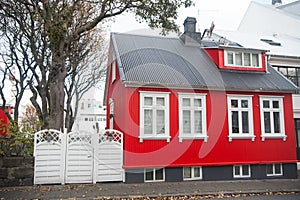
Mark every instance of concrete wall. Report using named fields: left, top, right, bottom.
left=0, top=157, right=34, bottom=187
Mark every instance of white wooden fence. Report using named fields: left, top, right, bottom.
left=34, top=129, right=123, bottom=185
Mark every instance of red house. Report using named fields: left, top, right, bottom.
left=104, top=17, right=298, bottom=183
left=0, top=106, right=12, bottom=137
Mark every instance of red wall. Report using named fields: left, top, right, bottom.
left=107, top=75, right=297, bottom=168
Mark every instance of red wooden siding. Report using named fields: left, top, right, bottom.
left=106, top=70, right=297, bottom=169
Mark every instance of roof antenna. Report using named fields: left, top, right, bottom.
left=197, top=9, right=201, bottom=32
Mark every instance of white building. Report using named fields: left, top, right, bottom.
left=73, top=87, right=106, bottom=134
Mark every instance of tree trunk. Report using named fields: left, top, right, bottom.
left=48, top=56, right=67, bottom=131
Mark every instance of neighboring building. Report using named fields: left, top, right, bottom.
left=103, top=17, right=298, bottom=183
left=73, top=98, right=106, bottom=134
left=0, top=106, right=13, bottom=137
left=214, top=0, right=300, bottom=160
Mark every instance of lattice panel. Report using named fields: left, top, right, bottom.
left=99, top=130, right=122, bottom=143
left=35, top=129, right=62, bottom=144
left=68, top=132, right=92, bottom=144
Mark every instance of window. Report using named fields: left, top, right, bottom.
left=233, top=165, right=251, bottom=178
left=225, top=50, right=262, bottom=68
left=266, top=164, right=283, bottom=176
left=145, top=168, right=164, bottom=182
left=178, top=93, right=207, bottom=142
left=260, top=96, right=286, bottom=141
left=274, top=66, right=300, bottom=87
left=227, top=95, right=254, bottom=141
left=112, top=60, right=116, bottom=83
left=183, top=167, right=202, bottom=180
left=140, top=91, right=170, bottom=142
left=81, top=103, right=84, bottom=110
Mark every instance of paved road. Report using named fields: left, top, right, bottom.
left=223, top=193, right=300, bottom=200
left=0, top=178, right=299, bottom=199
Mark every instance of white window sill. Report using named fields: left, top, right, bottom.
left=228, top=134, right=255, bottom=142
left=261, top=134, right=287, bottom=141
left=139, top=136, right=171, bottom=143
left=183, top=177, right=202, bottom=181
left=179, top=135, right=208, bottom=142
left=233, top=175, right=251, bottom=178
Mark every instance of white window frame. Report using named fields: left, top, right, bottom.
left=227, top=95, right=255, bottom=142
left=259, top=96, right=286, bottom=141
left=144, top=168, right=165, bottom=182
left=224, top=50, right=262, bottom=68
left=178, top=93, right=208, bottom=142
left=139, top=91, right=170, bottom=142
left=183, top=166, right=202, bottom=180
left=111, top=60, right=116, bottom=83
left=266, top=163, right=283, bottom=176
left=233, top=165, right=251, bottom=178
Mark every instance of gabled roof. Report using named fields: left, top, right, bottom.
left=109, top=32, right=297, bottom=93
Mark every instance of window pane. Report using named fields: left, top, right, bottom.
left=155, top=168, right=164, bottom=180
left=266, top=164, right=273, bottom=174
left=244, top=53, right=251, bottom=66
left=241, top=100, right=248, bottom=108
left=194, top=110, right=202, bottom=133
left=252, top=54, right=259, bottom=67
left=264, top=112, right=271, bottom=133
left=194, top=167, right=201, bottom=177
left=242, top=111, right=249, bottom=133
left=272, top=101, right=279, bottom=109
left=144, top=97, right=153, bottom=106
left=156, top=110, right=165, bottom=134
left=273, top=112, right=280, bottom=133
left=227, top=52, right=234, bottom=64
left=156, top=97, right=165, bottom=106
left=232, top=111, right=239, bottom=133
left=234, top=166, right=240, bottom=176
left=183, top=110, right=191, bottom=134
left=287, top=68, right=296, bottom=76
left=278, top=67, right=287, bottom=75
left=235, top=52, right=242, bottom=65
left=145, top=169, right=153, bottom=181
left=194, top=99, right=202, bottom=107
left=183, top=98, right=190, bottom=107
left=144, top=110, right=153, bottom=134
left=184, top=167, right=192, bottom=179
left=263, top=100, right=270, bottom=108
left=242, top=165, right=249, bottom=176
left=274, top=164, right=281, bottom=174
left=231, top=100, right=238, bottom=108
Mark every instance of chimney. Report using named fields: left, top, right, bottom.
left=272, top=0, right=282, bottom=6
left=180, top=17, right=202, bottom=46
left=184, top=17, right=197, bottom=33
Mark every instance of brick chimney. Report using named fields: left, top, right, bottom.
left=272, top=0, right=282, bottom=6
left=180, top=17, right=202, bottom=46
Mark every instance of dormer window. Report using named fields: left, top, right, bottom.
left=225, top=50, right=262, bottom=68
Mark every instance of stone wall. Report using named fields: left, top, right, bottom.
left=0, top=157, right=34, bottom=187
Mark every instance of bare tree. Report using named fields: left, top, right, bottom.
left=0, top=0, right=192, bottom=131
left=0, top=17, right=33, bottom=123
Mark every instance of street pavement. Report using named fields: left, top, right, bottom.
left=0, top=178, right=300, bottom=200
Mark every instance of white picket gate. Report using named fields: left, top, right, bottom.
left=34, top=129, right=124, bottom=185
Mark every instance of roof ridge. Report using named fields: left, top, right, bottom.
left=111, top=32, right=179, bottom=40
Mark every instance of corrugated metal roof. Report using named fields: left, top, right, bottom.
left=111, top=32, right=297, bottom=92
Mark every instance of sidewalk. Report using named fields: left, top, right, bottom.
left=1, top=178, right=300, bottom=199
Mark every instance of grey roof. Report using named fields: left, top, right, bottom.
left=111, top=32, right=297, bottom=92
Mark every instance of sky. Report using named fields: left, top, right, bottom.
left=110, top=0, right=297, bottom=34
